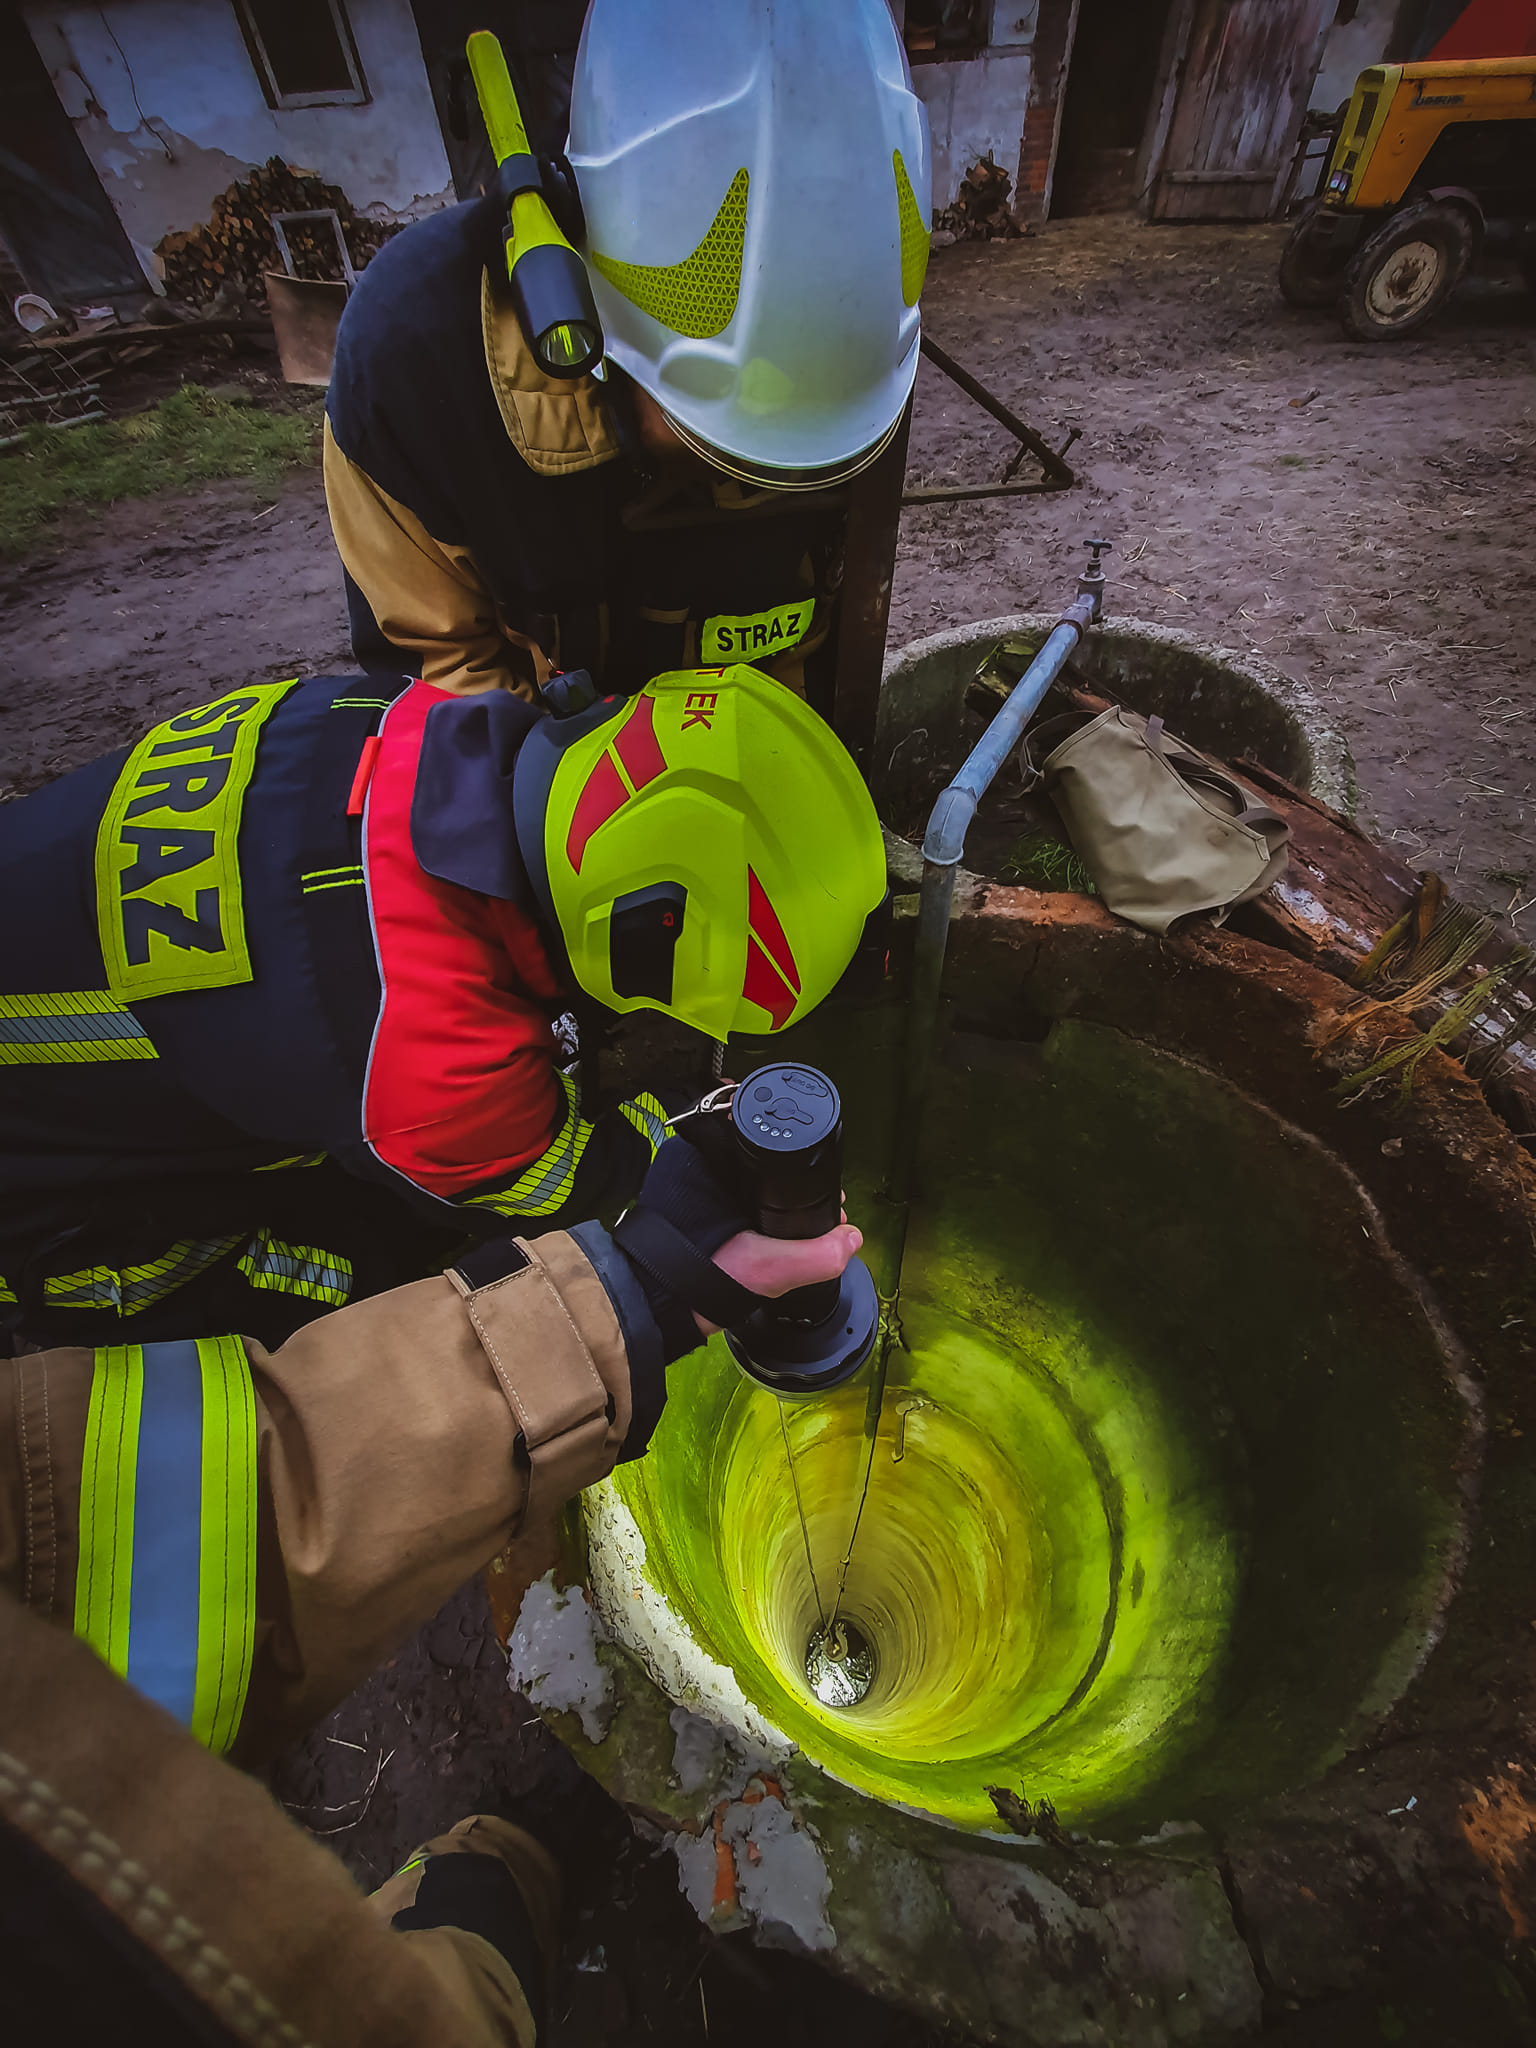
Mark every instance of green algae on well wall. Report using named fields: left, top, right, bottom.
left=598, top=1014, right=1470, bottom=1834
left=611, top=1283, right=1235, bottom=1827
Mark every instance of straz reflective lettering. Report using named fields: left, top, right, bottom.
left=95, top=681, right=297, bottom=1000
left=683, top=690, right=720, bottom=731
left=701, top=600, right=812, bottom=664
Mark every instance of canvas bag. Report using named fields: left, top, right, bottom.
left=1017, top=707, right=1290, bottom=936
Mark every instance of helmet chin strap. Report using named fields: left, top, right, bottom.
left=658, top=403, right=902, bottom=495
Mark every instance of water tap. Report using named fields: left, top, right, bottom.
left=1078, top=538, right=1112, bottom=621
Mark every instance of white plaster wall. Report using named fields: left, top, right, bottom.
left=990, top=0, right=1040, bottom=45
left=911, top=47, right=1034, bottom=209
left=1311, top=0, right=1401, bottom=109
left=21, top=0, right=453, bottom=284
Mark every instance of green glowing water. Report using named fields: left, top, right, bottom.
left=602, top=1018, right=1469, bottom=1832
left=614, top=1293, right=1234, bottom=1827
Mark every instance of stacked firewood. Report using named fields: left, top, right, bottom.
left=935, top=156, right=1024, bottom=241
left=155, top=159, right=400, bottom=308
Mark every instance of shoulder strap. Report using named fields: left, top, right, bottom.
left=1143, top=717, right=1288, bottom=832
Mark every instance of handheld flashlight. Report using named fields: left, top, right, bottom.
left=722, top=1064, right=880, bottom=1398
left=466, top=31, right=603, bottom=380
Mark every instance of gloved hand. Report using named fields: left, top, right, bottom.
left=615, top=1130, right=861, bottom=1362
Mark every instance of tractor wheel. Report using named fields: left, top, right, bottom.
left=1339, top=199, right=1476, bottom=341
left=1278, top=205, right=1351, bottom=309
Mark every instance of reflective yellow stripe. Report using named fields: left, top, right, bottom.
left=464, top=1068, right=595, bottom=1220
left=237, top=1229, right=352, bottom=1305
left=0, top=989, right=157, bottom=1065
left=74, top=1344, right=143, bottom=1680
left=94, top=681, right=296, bottom=1002
left=894, top=149, right=929, bottom=308
left=252, top=1151, right=326, bottom=1173
left=46, top=1234, right=243, bottom=1316
left=0, top=1276, right=16, bottom=1305
left=590, top=166, right=749, bottom=339
left=190, top=1335, right=257, bottom=1755
left=73, top=1338, right=256, bottom=1756
left=301, top=864, right=365, bottom=895
left=619, top=1091, right=673, bottom=1163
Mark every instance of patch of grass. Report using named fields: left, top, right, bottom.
left=0, top=382, right=323, bottom=557
left=1001, top=828, right=1098, bottom=896
left=1278, top=453, right=1309, bottom=469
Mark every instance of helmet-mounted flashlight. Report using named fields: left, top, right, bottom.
left=467, top=32, right=604, bottom=381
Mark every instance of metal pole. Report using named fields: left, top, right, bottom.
left=890, top=587, right=1100, bottom=1208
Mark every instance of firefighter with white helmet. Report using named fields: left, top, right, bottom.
left=323, top=0, right=931, bottom=704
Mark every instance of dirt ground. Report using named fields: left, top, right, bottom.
left=6, top=217, right=1536, bottom=917
left=897, top=217, right=1536, bottom=918
left=7, top=214, right=1536, bottom=2040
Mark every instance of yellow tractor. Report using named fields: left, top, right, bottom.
left=1280, top=55, right=1536, bottom=339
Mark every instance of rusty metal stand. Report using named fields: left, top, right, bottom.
left=830, top=397, right=912, bottom=772
left=904, top=334, right=1079, bottom=504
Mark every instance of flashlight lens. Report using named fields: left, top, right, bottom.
left=537, top=320, right=600, bottom=374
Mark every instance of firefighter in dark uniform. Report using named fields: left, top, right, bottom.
left=322, top=0, right=932, bottom=711
left=0, top=1119, right=863, bottom=2041
left=0, top=661, right=885, bottom=1355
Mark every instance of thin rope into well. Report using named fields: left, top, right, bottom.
left=779, top=1403, right=826, bottom=1630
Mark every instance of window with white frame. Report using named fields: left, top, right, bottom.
left=233, top=0, right=369, bottom=110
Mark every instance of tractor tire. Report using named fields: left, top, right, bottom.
left=1278, top=205, right=1352, bottom=309
left=1339, top=199, right=1476, bottom=341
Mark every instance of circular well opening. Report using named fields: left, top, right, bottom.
left=599, top=1019, right=1472, bottom=1833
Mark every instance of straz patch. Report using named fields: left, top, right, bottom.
left=700, top=599, right=813, bottom=665
left=94, top=681, right=296, bottom=1000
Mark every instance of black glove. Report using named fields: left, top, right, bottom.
left=613, top=1115, right=771, bottom=1363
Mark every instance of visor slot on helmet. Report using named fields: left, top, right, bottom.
left=610, top=882, right=688, bottom=1002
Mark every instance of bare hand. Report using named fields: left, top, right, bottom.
left=695, top=1221, right=863, bottom=1337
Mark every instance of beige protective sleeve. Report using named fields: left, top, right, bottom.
left=322, top=415, right=543, bottom=699
left=0, top=1594, right=531, bottom=2048
left=0, top=1232, right=634, bottom=1764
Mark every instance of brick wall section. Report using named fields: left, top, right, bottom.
left=1015, top=0, right=1082, bottom=220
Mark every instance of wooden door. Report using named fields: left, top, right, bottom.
left=1147, top=0, right=1336, bottom=220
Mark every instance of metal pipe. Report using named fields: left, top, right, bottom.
left=890, top=580, right=1103, bottom=1208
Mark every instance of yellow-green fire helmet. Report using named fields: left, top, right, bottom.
left=512, top=667, right=887, bottom=1039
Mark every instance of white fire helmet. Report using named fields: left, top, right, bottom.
left=567, top=0, right=931, bottom=491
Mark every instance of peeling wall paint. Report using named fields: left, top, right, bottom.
left=1311, top=0, right=1403, bottom=109
left=20, top=0, right=453, bottom=284
left=911, top=44, right=1036, bottom=210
